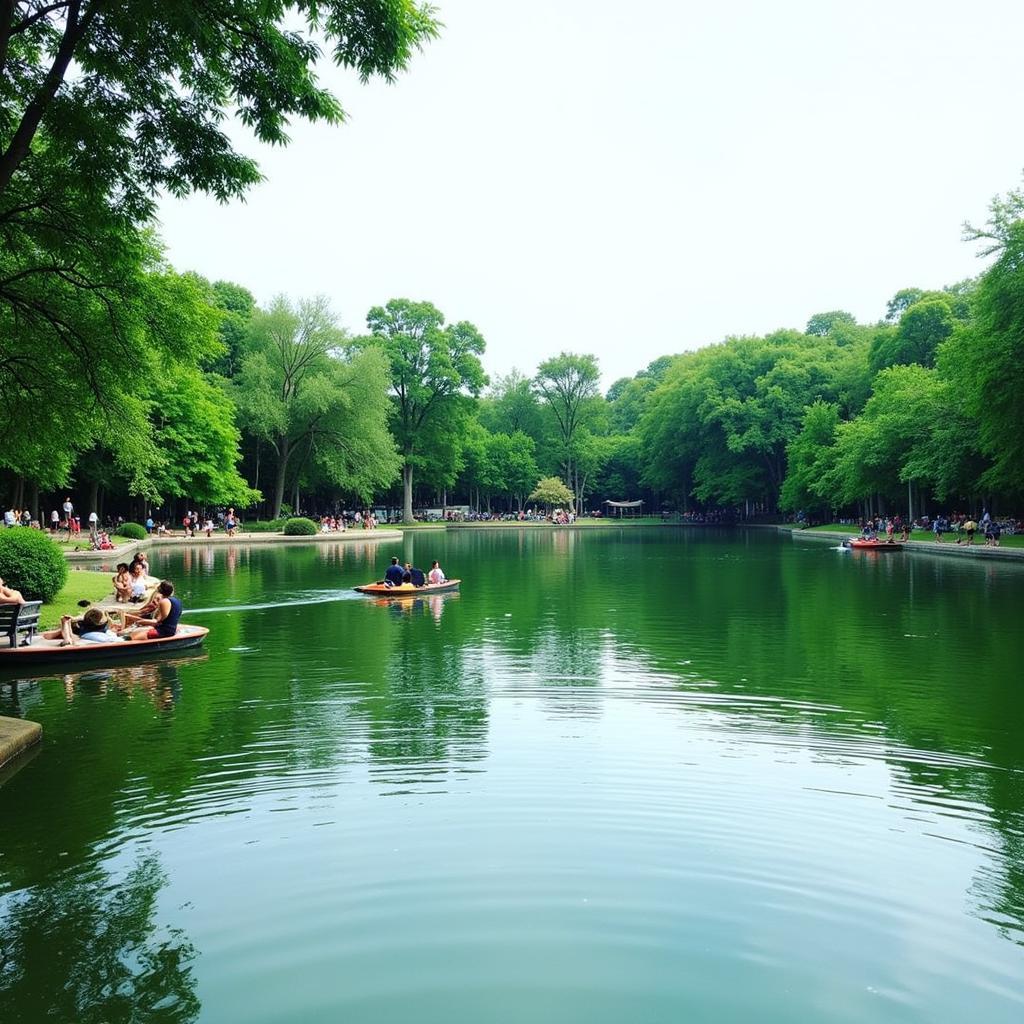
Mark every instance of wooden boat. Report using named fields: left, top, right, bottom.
left=354, top=579, right=461, bottom=596
left=0, top=624, right=209, bottom=667
left=845, top=538, right=904, bottom=551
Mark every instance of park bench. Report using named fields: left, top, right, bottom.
left=0, top=600, right=42, bottom=648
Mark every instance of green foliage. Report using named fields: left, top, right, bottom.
left=529, top=477, right=574, bottom=508
left=244, top=519, right=287, bottom=533
left=362, top=298, right=487, bottom=521
left=869, top=298, right=954, bottom=374
left=238, top=296, right=400, bottom=518
left=283, top=517, right=318, bottom=536
left=0, top=528, right=69, bottom=602
left=115, top=523, right=147, bottom=540
left=534, top=352, right=602, bottom=509
left=940, top=218, right=1024, bottom=497
left=806, top=311, right=857, bottom=336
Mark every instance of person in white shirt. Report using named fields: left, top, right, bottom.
left=88, top=510, right=99, bottom=542
left=50, top=509, right=59, bottom=533
left=427, top=560, right=446, bottom=585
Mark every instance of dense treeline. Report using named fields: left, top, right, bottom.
left=5, top=182, right=1024, bottom=523
left=2, top=5, right=1022, bottom=523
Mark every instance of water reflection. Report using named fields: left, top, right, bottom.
left=0, top=854, right=200, bottom=1023
left=2, top=656, right=206, bottom=714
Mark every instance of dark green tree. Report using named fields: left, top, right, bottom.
left=363, top=299, right=487, bottom=522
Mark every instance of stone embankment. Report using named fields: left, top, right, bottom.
left=0, top=716, right=41, bottom=770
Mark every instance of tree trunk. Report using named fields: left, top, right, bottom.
left=272, top=437, right=291, bottom=519
left=402, top=462, right=414, bottom=523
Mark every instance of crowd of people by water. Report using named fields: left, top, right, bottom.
left=829, top=510, right=1018, bottom=546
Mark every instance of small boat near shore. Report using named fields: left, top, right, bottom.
left=354, top=579, right=461, bottom=596
left=0, top=624, right=209, bottom=667
left=844, top=538, right=905, bottom=551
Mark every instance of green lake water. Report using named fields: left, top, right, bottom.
left=1, top=527, right=1023, bottom=1023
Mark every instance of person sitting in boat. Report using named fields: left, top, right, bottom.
left=113, top=563, right=133, bottom=602
left=121, top=580, right=182, bottom=640
left=43, top=608, right=126, bottom=645
left=384, top=557, right=405, bottom=587
left=404, top=562, right=426, bottom=587
left=0, top=577, right=25, bottom=605
left=428, top=560, right=446, bottom=585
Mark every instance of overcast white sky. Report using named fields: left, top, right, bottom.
left=158, top=0, right=1024, bottom=389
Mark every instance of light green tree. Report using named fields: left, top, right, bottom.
left=238, top=296, right=399, bottom=517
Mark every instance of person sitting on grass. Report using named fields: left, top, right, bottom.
left=0, top=577, right=25, bottom=604
left=113, top=563, right=133, bottom=603
left=120, top=580, right=182, bottom=640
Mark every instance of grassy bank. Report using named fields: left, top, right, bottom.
left=40, top=570, right=113, bottom=628
left=792, top=523, right=1024, bottom=549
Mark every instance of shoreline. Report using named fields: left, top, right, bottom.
left=62, top=529, right=404, bottom=562
left=781, top=525, right=1024, bottom=562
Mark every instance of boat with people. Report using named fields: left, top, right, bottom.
left=844, top=538, right=905, bottom=551
left=354, top=579, right=461, bottom=596
left=0, top=623, right=209, bottom=667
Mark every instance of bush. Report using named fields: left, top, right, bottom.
left=0, top=528, right=69, bottom=602
left=244, top=519, right=286, bottom=533
left=115, top=522, right=148, bottom=540
left=283, top=517, right=318, bottom=536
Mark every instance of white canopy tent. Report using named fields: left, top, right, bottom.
left=602, top=499, right=644, bottom=518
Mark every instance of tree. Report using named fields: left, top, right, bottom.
left=529, top=476, right=574, bottom=508
left=238, top=296, right=399, bottom=518
left=869, top=298, right=954, bottom=374
left=0, top=2, right=439, bottom=208
left=941, top=217, right=1024, bottom=497
left=144, top=365, right=259, bottom=508
left=363, top=299, right=487, bottom=522
left=534, top=352, right=601, bottom=510
left=805, top=310, right=857, bottom=336
left=0, top=2, right=438, bottom=465
left=779, top=401, right=840, bottom=514
left=480, top=369, right=544, bottom=439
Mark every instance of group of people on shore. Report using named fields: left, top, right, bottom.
left=844, top=510, right=1015, bottom=547
left=382, top=557, right=446, bottom=588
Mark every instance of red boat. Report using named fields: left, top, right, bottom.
left=845, top=538, right=904, bottom=551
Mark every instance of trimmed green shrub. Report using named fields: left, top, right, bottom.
left=283, top=517, right=318, bottom=536
left=0, top=528, right=69, bottom=602
left=115, top=522, right=148, bottom=540
left=244, top=519, right=286, bottom=533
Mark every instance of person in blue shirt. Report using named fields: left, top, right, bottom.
left=384, top=557, right=405, bottom=587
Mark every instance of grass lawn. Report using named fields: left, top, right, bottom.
left=793, top=523, right=1024, bottom=548
left=40, top=570, right=113, bottom=629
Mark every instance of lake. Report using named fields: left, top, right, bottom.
left=1, top=527, right=1022, bottom=1023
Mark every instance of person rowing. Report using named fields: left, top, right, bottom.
left=383, top=556, right=406, bottom=587
left=120, top=580, right=182, bottom=639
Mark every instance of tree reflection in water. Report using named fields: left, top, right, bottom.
left=0, top=855, right=199, bottom=1023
